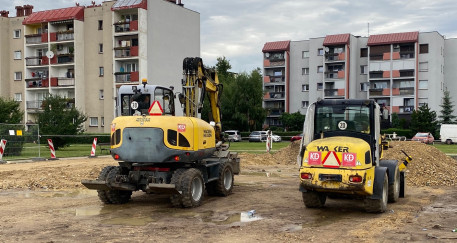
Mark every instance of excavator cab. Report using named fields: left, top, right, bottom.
left=117, top=84, right=175, bottom=116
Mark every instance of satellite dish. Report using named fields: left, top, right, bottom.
left=46, top=51, right=54, bottom=59
left=324, top=47, right=330, bottom=52
left=265, top=52, right=270, bottom=58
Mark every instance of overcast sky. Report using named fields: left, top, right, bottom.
left=3, top=0, right=457, bottom=72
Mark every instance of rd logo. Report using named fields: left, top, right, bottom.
left=342, top=152, right=357, bottom=167
left=308, top=152, right=322, bottom=165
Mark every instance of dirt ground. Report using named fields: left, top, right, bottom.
left=1, top=143, right=457, bottom=242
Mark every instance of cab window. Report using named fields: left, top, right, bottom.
left=154, top=87, right=175, bottom=115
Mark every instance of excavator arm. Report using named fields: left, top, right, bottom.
left=179, top=57, right=223, bottom=143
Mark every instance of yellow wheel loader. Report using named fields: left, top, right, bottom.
left=298, top=99, right=411, bottom=213
left=82, top=57, right=240, bottom=208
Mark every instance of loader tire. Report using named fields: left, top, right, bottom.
left=170, top=169, right=187, bottom=207
left=98, top=166, right=132, bottom=204
left=364, top=172, right=388, bottom=213
left=302, top=191, right=326, bottom=208
left=399, top=172, right=406, bottom=198
left=179, top=168, right=205, bottom=208
left=388, top=166, right=400, bottom=203
left=207, top=163, right=234, bottom=196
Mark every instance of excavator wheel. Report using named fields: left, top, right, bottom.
left=180, top=168, right=205, bottom=208
left=97, top=166, right=132, bottom=204
left=364, top=172, right=388, bottom=213
left=207, top=163, right=234, bottom=196
left=302, top=191, right=326, bottom=208
left=170, top=169, right=187, bottom=207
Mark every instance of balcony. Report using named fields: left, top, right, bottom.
left=114, top=46, right=139, bottom=58
left=268, top=75, right=285, bottom=83
left=25, top=33, right=48, bottom=44
left=264, top=59, right=285, bottom=67
left=115, top=71, right=139, bottom=83
left=369, top=88, right=385, bottom=96
left=114, top=20, right=138, bottom=33
left=325, top=71, right=345, bottom=79
left=325, top=52, right=345, bottom=62
left=324, top=89, right=345, bottom=97
left=399, top=70, right=414, bottom=77
left=26, top=78, right=48, bottom=88
left=25, top=56, right=45, bottom=66
left=264, top=92, right=285, bottom=100
left=399, top=87, right=414, bottom=95
left=26, top=100, right=44, bottom=110
left=50, top=77, right=75, bottom=87
left=50, top=31, right=74, bottom=42
left=399, top=106, right=414, bottom=113
left=369, top=71, right=383, bottom=79
left=55, top=54, right=74, bottom=65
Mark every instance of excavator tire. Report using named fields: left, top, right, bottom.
left=364, top=172, right=388, bottom=213
left=302, top=191, right=326, bottom=208
left=207, top=163, right=234, bottom=196
left=170, top=169, right=187, bottom=207
left=99, top=166, right=132, bottom=204
left=388, top=166, right=400, bottom=203
left=179, top=168, right=205, bottom=208
left=97, top=166, right=116, bottom=204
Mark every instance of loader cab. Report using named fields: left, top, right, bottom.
left=117, top=84, right=175, bottom=117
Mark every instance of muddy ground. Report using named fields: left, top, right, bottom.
left=1, top=154, right=457, bottom=242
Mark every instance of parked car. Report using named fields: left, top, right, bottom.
left=249, top=131, right=267, bottom=142
left=412, top=132, right=434, bottom=144
left=225, top=130, right=241, bottom=142
left=290, top=134, right=303, bottom=142
left=271, top=134, right=282, bottom=142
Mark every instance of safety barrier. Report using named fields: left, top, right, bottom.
left=89, top=138, right=97, bottom=158
left=47, top=139, right=58, bottom=160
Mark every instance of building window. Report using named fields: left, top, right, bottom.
left=99, top=89, right=104, bottom=99
left=98, top=20, right=103, bottom=30
left=419, top=62, right=428, bottom=72
left=317, top=48, right=324, bottom=56
left=14, top=51, right=21, bottom=60
left=360, top=48, right=368, bottom=57
left=99, top=43, right=103, bottom=53
left=361, top=65, right=368, bottom=74
left=317, top=83, right=323, bottom=90
left=13, top=29, right=21, bottom=39
left=317, top=66, right=323, bottom=73
left=14, top=93, right=22, bottom=101
left=420, top=44, right=429, bottom=54
left=302, top=68, right=309, bottom=75
left=99, top=67, right=104, bottom=77
left=302, top=101, right=309, bottom=108
left=360, top=82, right=369, bottom=91
left=302, top=84, right=309, bottom=91
left=90, top=117, right=99, bottom=127
left=302, top=51, right=309, bottom=58
left=419, top=80, right=428, bottom=89
left=14, top=72, right=22, bottom=81
left=101, top=117, right=105, bottom=127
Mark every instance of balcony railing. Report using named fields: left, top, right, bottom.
left=265, top=92, right=285, bottom=99
left=25, top=33, right=48, bottom=44
left=369, top=88, right=385, bottom=96
left=400, top=106, right=414, bottom=113
left=114, top=46, right=139, bottom=58
left=50, top=31, right=74, bottom=42
left=324, top=89, right=344, bottom=97
left=114, top=20, right=138, bottom=33
left=51, top=77, right=75, bottom=87
left=56, top=54, right=74, bottom=64
left=115, top=71, right=139, bottom=83
left=26, top=100, right=44, bottom=109
left=26, top=79, right=48, bottom=88
left=369, top=72, right=383, bottom=79
left=325, top=71, right=344, bottom=79
left=399, top=87, right=414, bottom=95
left=25, top=57, right=43, bottom=66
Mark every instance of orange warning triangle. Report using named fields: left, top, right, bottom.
left=148, top=101, right=163, bottom=116
left=322, top=151, right=341, bottom=168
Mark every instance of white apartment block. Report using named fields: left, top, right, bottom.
left=262, top=31, right=456, bottom=127
left=0, top=0, right=199, bottom=133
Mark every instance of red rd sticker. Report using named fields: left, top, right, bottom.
left=342, top=152, right=357, bottom=167
left=308, top=152, right=322, bottom=165
left=178, top=124, right=186, bottom=132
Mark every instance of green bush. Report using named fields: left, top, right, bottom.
left=381, top=128, right=414, bottom=138
left=40, top=134, right=110, bottom=145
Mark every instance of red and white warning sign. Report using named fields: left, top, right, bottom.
left=148, top=101, right=163, bottom=116
left=342, top=152, right=357, bottom=167
left=308, top=152, right=322, bottom=165
left=178, top=124, right=186, bottom=132
left=322, top=151, right=341, bottom=168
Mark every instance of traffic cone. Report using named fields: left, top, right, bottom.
left=0, top=139, right=7, bottom=164
left=89, top=138, right=97, bottom=158
left=47, top=139, right=58, bottom=160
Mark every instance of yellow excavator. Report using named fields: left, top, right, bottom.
left=82, top=57, right=240, bottom=208
left=298, top=99, right=412, bottom=213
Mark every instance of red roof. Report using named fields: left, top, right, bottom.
left=323, top=34, right=350, bottom=46
left=262, top=41, right=290, bottom=52
left=23, top=6, right=85, bottom=25
left=112, top=0, right=147, bottom=10
left=367, top=31, right=419, bottom=46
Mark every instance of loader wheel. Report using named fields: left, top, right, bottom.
left=170, top=169, right=187, bottom=207
left=388, top=166, right=400, bottom=203
left=302, top=191, right=326, bottom=208
left=207, top=164, right=234, bottom=196
left=364, top=172, right=388, bottom=213
left=173, top=168, right=205, bottom=208
left=98, top=166, right=132, bottom=204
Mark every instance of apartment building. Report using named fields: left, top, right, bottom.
left=262, top=31, right=453, bottom=127
left=0, top=0, right=199, bottom=133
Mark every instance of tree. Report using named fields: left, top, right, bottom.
left=391, top=113, right=400, bottom=128
left=410, top=104, right=438, bottom=137
left=215, top=56, right=232, bottom=80
left=0, top=97, right=23, bottom=124
left=439, top=90, right=456, bottom=124
left=279, top=112, right=305, bottom=131
left=38, top=95, right=87, bottom=150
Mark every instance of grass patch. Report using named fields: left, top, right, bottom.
left=228, top=141, right=290, bottom=153
left=432, top=143, right=457, bottom=154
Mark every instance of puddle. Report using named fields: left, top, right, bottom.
left=75, top=206, right=103, bottom=216
left=202, top=211, right=263, bottom=225
left=281, top=224, right=302, bottom=232
left=101, top=216, right=156, bottom=226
